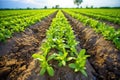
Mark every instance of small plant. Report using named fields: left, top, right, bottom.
left=69, top=49, right=90, bottom=77
left=54, top=50, right=68, bottom=67
left=32, top=53, right=56, bottom=76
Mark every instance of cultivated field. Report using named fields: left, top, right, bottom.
left=0, top=9, right=120, bottom=80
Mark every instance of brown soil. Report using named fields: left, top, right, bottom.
left=63, top=11, right=120, bottom=80
left=0, top=11, right=57, bottom=80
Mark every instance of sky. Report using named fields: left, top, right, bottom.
left=0, top=0, right=120, bottom=8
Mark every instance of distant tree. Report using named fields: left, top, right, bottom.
left=99, top=7, right=111, bottom=9
left=44, top=6, right=47, bottom=9
left=52, top=6, right=55, bottom=9
left=74, top=0, right=83, bottom=8
left=91, top=5, right=93, bottom=8
left=86, top=6, right=89, bottom=8
left=55, top=5, right=59, bottom=9
left=27, top=7, right=31, bottom=10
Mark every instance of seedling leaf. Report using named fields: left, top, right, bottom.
left=80, top=69, right=87, bottom=77
left=40, top=68, right=46, bottom=76
left=69, top=63, right=76, bottom=69
left=47, top=66, right=54, bottom=76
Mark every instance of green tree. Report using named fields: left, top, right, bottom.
left=74, top=0, right=83, bottom=8
left=27, top=7, right=31, bottom=10
left=44, top=6, right=47, bottom=9
left=55, top=5, right=59, bottom=9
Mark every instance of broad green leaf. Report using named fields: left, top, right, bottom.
left=47, top=54, right=57, bottom=61
left=67, top=57, right=75, bottom=61
left=75, top=68, right=79, bottom=72
left=80, top=60, right=86, bottom=67
left=63, top=51, right=68, bottom=58
left=79, top=49, right=86, bottom=57
left=47, top=66, right=54, bottom=76
left=32, top=54, right=44, bottom=61
left=80, top=69, right=88, bottom=77
left=40, top=68, right=46, bottom=76
left=58, top=62, right=62, bottom=67
left=62, top=60, right=66, bottom=66
left=69, top=63, right=76, bottom=69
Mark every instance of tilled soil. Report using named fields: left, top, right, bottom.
left=0, top=11, right=57, bottom=80
left=63, top=11, right=120, bottom=80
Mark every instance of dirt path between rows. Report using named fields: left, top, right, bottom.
left=0, top=11, right=57, bottom=80
left=63, top=11, right=120, bottom=80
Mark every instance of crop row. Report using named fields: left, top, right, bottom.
left=77, top=11, right=120, bottom=25
left=64, top=10, right=120, bottom=49
left=0, top=10, right=28, bottom=18
left=0, top=12, right=35, bottom=21
left=0, top=10, right=49, bottom=18
left=0, top=10, right=56, bottom=42
left=32, top=10, right=89, bottom=77
left=71, top=10, right=120, bottom=25
left=71, top=9, right=120, bottom=18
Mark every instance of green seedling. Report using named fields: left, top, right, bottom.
left=54, top=49, right=68, bottom=67
left=69, top=49, right=90, bottom=77
left=32, top=53, right=56, bottom=76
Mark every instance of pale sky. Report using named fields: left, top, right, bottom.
left=0, top=0, right=120, bottom=8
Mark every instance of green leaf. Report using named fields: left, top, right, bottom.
left=65, top=45, right=70, bottom=48
left=64, top=51, right=68, bottom=56
left=69, top=63, right=76, bottom=69
left=62, top=60, right=66, bottom=66
left=58, top=62, right=63, bottom=67
left=80, top=69, right=87, bottom=77
left=79, top=49, right=86, bottom=56
left=67, top=57, right=75, bottom=61
left=47, top=54, right=57, bottom=61
left=80, top=60, right=86, bottom=67
left=75, top=68, right=79, bottom=72
left=32, top=54, right=44, bottom=61
left=58, top=51, right=63, bottom=55
left=40, top=68, right=46, bottom=76
left=47, top=66, right=54, bottom=76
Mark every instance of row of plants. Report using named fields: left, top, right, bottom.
left=0, top=10, right=49, bottom=18
left=0, top=10, right=56, bottom=27
left=0, top=13, right=35, bottom=21
left=0, top=10, right=56, bottom=42
left=64, top=10, right=120, bottom=50
left=72, top=10, right=120, bottom=25
left=70, top=9, right=120, bottom=19
left=0, top=10, right=27, bottom=18
left=0, top=12, right=43, bottom=29
left=32, top=10, right=89, bottom=77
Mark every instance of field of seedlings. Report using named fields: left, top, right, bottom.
left=0, top=9, right=120, bottom=80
